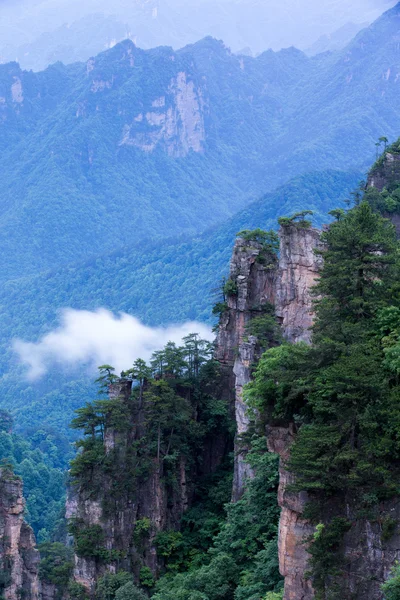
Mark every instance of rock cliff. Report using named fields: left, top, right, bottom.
left=220, top=220, right=400, bottom=600
left=0, top=467, right=40, bottom=600
left=215, top=236, right=278, bottom=500
left=67, top=375, right=231, bottom=594
left=216, top=222, right=400, bottom=599
left=215, top=225, right=322, bottom=501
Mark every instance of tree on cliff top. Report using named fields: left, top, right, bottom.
left=247, top=201, right=400, bottom=496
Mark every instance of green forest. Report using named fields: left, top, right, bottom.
left=34, top=145, right=400, bottom=598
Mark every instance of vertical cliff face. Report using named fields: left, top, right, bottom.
left=67, top=374, right=231, bottom=594
left=276, top=224, right=324, bottom=343
left=215, top=225, right=324, bottom=597
left=215, top=226, right=322, bottom=501
left=215, top=237, right=278, bottom=500
left=272, top=225, right=323, bottom=599
left=0, top=468, right=40, bottom=600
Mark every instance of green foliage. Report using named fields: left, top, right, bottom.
left=68, top=522, right=107, bottom=559
left=68, top=337, right=235, bottom=581
left=307, top=518, right=352, bottom=599
left=68, top=582, right=89, bottom=600
left=278, top=210, right=314, bottom=228
left=38, top=542, right=73, bottom=597
left=153, top=440, right=282, bottom=600
left=0, top=420, right=68, bottom=539
left=134, top=518, right=151, bottom=538
left=236, top=229, right=279, bottom=255
left=140, top=567, right=155, bottom=588
left=96, top=572, right=133, bottom=600
left=0, top=556, right=12, bottom=599
left=115, top=582, right=148, bottom=600
left=223, top=280, right=238, bottom=297
left=382, top=563, right=400, bottom=600
left=381, top=517, right=397, bottom=542
left=246, top=305, right=281, bottom=349
left=155, top=531, right=185, bottom=561
left=212, top=302, right=229, bottom=317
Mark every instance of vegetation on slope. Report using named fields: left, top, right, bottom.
left=0, top=411, right=69, bottom=540
left=0, top=170, right=360, bottom=440
left=246, top=200, right=400, bottom=595
left=60, top=334, right=282, bottom=600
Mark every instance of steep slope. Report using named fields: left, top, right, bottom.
left=1, top=5, right=400, bottom=281
left=0, top=466, right=40, bottom=600
left=278, top=2, right=400, bottom=175
left=0, top=38, right=311, bottom=280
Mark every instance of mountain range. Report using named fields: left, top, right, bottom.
left=1, top=3, right=400, bottom=438
left=2, top=4, right=400, bottom=280
left=0, top=0, right=395, bottom=70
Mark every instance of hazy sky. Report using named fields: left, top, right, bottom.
left=0, top=0, right=397, bottom=67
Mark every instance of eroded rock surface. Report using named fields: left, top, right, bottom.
left=119, top=71, right=205, bottom=157
left=0, top=468, right=40, bottom=600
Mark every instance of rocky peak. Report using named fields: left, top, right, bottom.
left=276, top=224, right=323, bottom=343
left=0, top=467, right=40, bottom=600
left=216, top=225, right=322, bottom=501
left=367, top=151, right=400, bottom=192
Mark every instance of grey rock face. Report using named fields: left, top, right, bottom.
left=216, top=227, right=321, bottom=501
left=0, top=468, right=40, bottom=600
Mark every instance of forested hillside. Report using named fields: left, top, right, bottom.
left=42, top=152, right=400, bottom=599
left=1, top=5, right=400, bottom=280
left=0, top=170, right=360, bottom=439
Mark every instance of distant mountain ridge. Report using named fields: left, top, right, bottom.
left=0, top=0, right=396, bottom=69
left=1, top=6, right=400, bottom=280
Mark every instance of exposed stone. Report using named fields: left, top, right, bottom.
left=119, top=72, right=205, bottom=157
left=367, top=152, right=400, bottom=192
left=215, top=237, right=277, bottom=500
left=276, top=225, right=323, bottom=343
left=11, top=78, right=23, bottom=104
left=216, top=226, right=322, bottom=501
left=0, top=468, right=40, bottom=600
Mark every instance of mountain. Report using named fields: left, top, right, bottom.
left=0, top=3, right=400, bottom=439
left=0, top=169, right=361, bottom=437
left=304, top=21, right=368, bottom=56
left=0, top=39, right=313, bottom=280
left=0, top=0, right=396, bottom=69
left=2, top=4, right=400, bottom=281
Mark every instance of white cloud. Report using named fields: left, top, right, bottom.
left=13, top=308, right=214, bottom=380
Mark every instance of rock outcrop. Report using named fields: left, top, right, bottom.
left=215, top=237, right=278, bottom=500
left=0, top=467, right=40, bottom=600
left=215, top=225, right=322, bottom=501
left=222, top=221, right=400, bottom=600
left=67, top=377, right=230, bottom=594
left=119, top=71, right=205, bottom=157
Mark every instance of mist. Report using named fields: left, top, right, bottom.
left=13, top=308, right=213, bottom=380
left=0, top=0, right=397, bottom=70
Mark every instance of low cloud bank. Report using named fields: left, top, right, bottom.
left=13, top=308, right=213, bottom=380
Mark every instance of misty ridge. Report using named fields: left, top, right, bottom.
left=0, top=0, right=397, bottom=71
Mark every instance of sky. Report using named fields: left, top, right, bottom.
left=0, top=0, right=397, bottom=66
